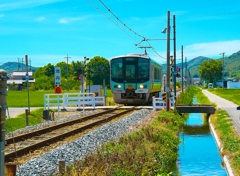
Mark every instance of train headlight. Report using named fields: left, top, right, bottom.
left=139, top=84, right=146, bottom=89
left=114, top=85, right=122, bottom=88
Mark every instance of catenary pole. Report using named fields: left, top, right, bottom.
left=173, top=15, right=176, bottom=100
left=181, top=45, right=184, bottom=93
left=166, top=10, right=171, bottom=111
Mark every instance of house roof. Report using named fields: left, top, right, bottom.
left=12, top=71, right=33, bottom=76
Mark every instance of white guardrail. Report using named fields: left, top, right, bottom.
left=44, top=93, right=105, bottom=110
left=152, top=96, right=175, bottom=111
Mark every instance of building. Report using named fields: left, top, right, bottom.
left=7, top=71, right=35, bottom=90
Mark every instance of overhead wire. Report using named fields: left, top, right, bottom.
left=98, top=0, right=146, bottom=40
left=86, top=0, right=139, bottom=43
left=87, top=0, right=165, bottom=59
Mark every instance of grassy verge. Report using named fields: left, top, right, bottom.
left=63, top=110, right=185, bottom=176
left=176, top=86, right=196, bottom=105
left=7, top=89, right=114, bottom=107
left=211, top=110, right=240, bottom=175
left=6, top=108, right=44, bottom=133
left=208, top=88, right=240, bottom=105
left=194, top=87, right=216, bottom=107
left=194, top=86, right=240, bottom=174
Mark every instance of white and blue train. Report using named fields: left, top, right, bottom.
left=110, top=53, right=162, bottom=105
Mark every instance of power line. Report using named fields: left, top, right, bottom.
left=99, top=0, right=145, bottom=39
left=86, top=0, right=139, bottom=42
left=88, top=0, right=165, bottom=59
left=146, top=40, right=165, bottom=59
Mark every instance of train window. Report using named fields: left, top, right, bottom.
left=138, top=58, right=149, bottom=79
left=126, top=65, right=135, bottom=78
left=111, top=58, right=123, bottom=79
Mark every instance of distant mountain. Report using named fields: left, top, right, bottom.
left=162, top=56, right=210, bottom=77
left=224, top=50, right=240, bottom=77
left=0, top=62, right=38, bottom=74
left=162, top=50, right=240, bottom=78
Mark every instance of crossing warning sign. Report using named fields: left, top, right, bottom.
left=54, top=86, right=62, bottom=94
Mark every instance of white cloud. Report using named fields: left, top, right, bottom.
left=59, top=18, right=68, bottom=24
left=149, top=40, right=240, bottom=64
left=35, top=16, right=45, bottom=22
left=182, top=40, right=240, bottom=58
left=59, top=17, right=85, bottom=24
left=0, top=0, right=64, bottom=11
left=0, top=54, right=85, bottom=67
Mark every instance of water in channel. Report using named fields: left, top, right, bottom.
left=177, top=98, right=227, bottom=175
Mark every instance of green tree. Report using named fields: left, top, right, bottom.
left=198, top=59, right=222, bottom=83
left=87, top=56, right=110, bottom=86
left=32, top=64, right=55, bottom=90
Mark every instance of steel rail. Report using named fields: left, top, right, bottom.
left=5, top=107, right=120, bottom=145
left=5, top=107, right=136, bottom=162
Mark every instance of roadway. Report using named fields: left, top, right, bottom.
left=202, top=89, right=240, bottom=135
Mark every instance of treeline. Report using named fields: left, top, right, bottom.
left=29, top=56, right=110, bottom=90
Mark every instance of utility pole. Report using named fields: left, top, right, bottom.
left=65, top=54, right=71, bottom=91
left=25, top=54, right=30, bottom=126
left=181, top=45, right=184, bottom=93
left=220, top=52, right=225, bottom=89
left=22, top=58, right=24, bottom=71
left=173, top=15, right=176, bottom=100
left=18, top=58, right=20, bottom=71
left=166, top=10, right=171, bottom=111
left=83, top=57, right=89, bottom=93
left=185, top=57, right=188, bottom=87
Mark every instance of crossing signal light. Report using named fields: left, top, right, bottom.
left=78, top=68, right=83, bottom=74
left=176, top=73, right=180, bottom=77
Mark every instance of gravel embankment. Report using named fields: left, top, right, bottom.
left=16, top=109, right=152, bottom=176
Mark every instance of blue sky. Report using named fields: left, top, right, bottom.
left=0, top=0, right=240, bottom=67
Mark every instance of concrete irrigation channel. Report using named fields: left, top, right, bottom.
left=5, top=107, right=138, bottom=163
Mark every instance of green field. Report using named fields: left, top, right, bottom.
left=208, top=88, right=240, bottom=105
left=6, top=89, right=113, bottom=107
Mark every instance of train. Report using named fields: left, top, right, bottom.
left=110, top=53, right=162, bottom=105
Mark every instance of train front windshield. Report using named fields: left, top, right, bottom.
left=111, top=57, right=149, bottom=83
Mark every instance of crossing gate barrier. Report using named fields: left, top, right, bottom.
left=152, top=96, right=175, bottom=111
left=44, top=93, right=105, bottom=110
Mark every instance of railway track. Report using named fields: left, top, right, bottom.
left=5, top=107, right=138, bottom=163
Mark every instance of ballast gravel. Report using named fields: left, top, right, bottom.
left=15, top=109, right=151, bottom=176
left=6, top=110, right=100, bottom=138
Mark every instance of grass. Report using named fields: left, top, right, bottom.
left=62, top=110, right=185, bottom=176
left=208, top=88, right=240, bottom=105
left=175, top=86, right=196, bottom=105
left=211, top=110, right=240, bottom=175
left=195, top=86, right=240, bottom=175
left=6, top=108, right=44, bottom=133
left=7, top=89, right=114, bottom=107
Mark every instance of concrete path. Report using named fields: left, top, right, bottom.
left=202, top=89, right=240, bottom=135
left=6, top=107, right=39, bottom=118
